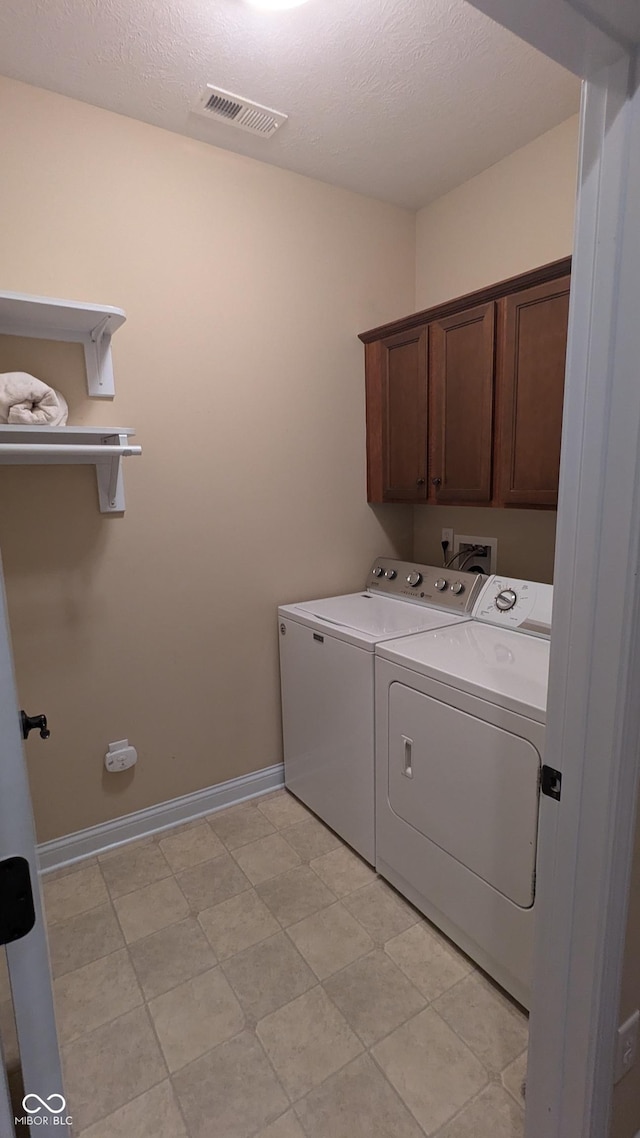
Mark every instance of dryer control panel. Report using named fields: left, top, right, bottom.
left=473, top=576, right=553, bottom=638
left=365, top=560, right=484, bottom=613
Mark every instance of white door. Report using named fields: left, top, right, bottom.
left=0, top=555, right=69, bottom=1136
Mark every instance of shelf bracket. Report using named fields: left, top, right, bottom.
left=96, top=434, right=128, bottom=513
left=84, top=316, right=115, bottom=399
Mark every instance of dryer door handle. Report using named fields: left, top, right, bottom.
left=402, top=735, right=413, bottom=779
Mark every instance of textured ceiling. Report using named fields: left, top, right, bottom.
left=0, top=0, right=580, bottom=209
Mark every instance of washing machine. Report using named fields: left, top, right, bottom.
left=375, top=575, right=553, bottom=1007
left=278, top=559, right=485, bottom=865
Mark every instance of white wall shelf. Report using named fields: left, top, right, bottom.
left=0, top=291, right=126, bottom=398
left=0, top=292, right=139, bottom=511
left=0, top=426, right=142, bottom=513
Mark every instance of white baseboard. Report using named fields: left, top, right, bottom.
left=37, top=762, right=285, bottom=873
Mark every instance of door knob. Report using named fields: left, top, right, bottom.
left=20, top=711, right=50, bottom=741
left=416, top=477, right=425, bottom=486
left=431, top=477, right=442, bottom=487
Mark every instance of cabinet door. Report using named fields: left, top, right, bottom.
left=497, top=277, right=570, bottom=507
left=365, top=326, right=428, bottom=502
left=429, top=303, right=495, bottom=503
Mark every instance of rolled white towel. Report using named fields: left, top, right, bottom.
left=0, top=372, right=68, bottom=426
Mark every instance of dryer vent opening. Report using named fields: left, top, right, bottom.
left=193, top=85, right=288, bottom=137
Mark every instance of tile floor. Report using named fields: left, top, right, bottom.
left=1, top=790, right=528, bottom=1137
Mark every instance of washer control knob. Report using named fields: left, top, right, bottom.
left=495, top=588, right=517, bottom=612
left=450, top=581, right=464, bottom=595
left=372, top=566, right=384, bottom=578
left=384, top=568, right=397, bottom=580
left=406, top=571, right=423, bottom=588
left=434, top=578, right=447, bottom=591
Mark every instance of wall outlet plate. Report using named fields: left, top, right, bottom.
left=441, top=528, right=454, bottom=565
left=453, top=534, right=497, bottom=575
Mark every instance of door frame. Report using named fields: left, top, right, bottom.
left=463, top=2, right=640, bottom=1135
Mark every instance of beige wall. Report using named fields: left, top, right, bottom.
left=413, top=114, right=579, bottom=582
left=413, top=506, right=557, bottom=584
left=415, top=114, right=579, bottom=310
left=0, top=76, right=415, bottom=842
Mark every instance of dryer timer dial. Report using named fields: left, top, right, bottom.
left=495, top=588, right=517, bottom=612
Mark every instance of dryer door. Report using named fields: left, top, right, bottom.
left=388, top=682, right=540, bottom=907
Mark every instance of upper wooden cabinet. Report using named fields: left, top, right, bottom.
left=429, top=303, right=495, bottom=504
left=496, top=276, right=570, bottom=508
left=360, top=257, right=571, bottom=509
left=365, top=326, right=428, bottom=503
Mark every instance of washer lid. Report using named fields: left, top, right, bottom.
left=279, top=593, right=470, bottom=648
left=377, top=621, right=550, bottom=721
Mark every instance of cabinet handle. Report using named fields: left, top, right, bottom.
left=416, top=477, right=425, bottom=486
left=431, top=477, right=442, bottom=487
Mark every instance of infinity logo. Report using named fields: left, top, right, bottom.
left=22, top=1094, right=67, bottom=1115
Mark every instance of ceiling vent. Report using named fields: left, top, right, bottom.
left=193, top=85, right=288, bottom=138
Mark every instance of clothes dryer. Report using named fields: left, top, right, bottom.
left=375, top=575, right=553, bottom=1006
